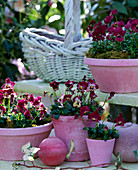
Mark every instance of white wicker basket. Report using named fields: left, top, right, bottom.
left=20, top=0, right=92, bottom=82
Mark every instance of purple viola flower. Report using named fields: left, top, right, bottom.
left=88, top=110, right=101, bottom=122
left=114, top=113, right=126, bottom=126
left=50, top=81, right=60, bottom=91
left=80, top=106, right=90, bottom=117
left=65, top=80, right=74, bottom=90
left=1, top=77, right=15, bottom=89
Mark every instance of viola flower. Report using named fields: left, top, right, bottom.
left=24, top=109, right=32, bottom=119
left=128, top=18, right=138, bottom=33
left=109, top=9, right=118, bottom=17
left=73, top=96, right=82, bottom=108
left=57, top=94, right=64, bottom=106
left=90, top=91, right=97, bottom=101
left=104, top=16, right=112, bottom=24
left=87, top=79, right=99, bottom=91
left=73, top=100, right=81, bottom=108
left=63, top=94, right=72, bottom=103
left=1, top=89, right=16, bottom=98
left=33, top=96, right=41, bottom=106
left=114, top=113, right=126, bottom=126
left=106, top=92, right=115, bottom=102
left=50, top=81, right=60, bottom=91
left=1, top=77, right=15, bottom=89
left=29, top=94, right=34, bottom=102
left=88, top=110, right=101, bottom=122
left=17, top=99, right=27, bottom=113
left=65, top=80, right=74, bottom=90
left=77, top=81, right=88, bottom=93
left=80, top=106, right=90, bottom=117
left=113, top=27, right=126, bottom=42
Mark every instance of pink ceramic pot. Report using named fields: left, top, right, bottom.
left=84, top=57, right=138, bottom=93
left=86, top=138, right=115, bottom=167
left=52, top=116, right=96, bottom=161
left=113, top=123, right=138, bottom=163
left=0, top=122, right=53, bottom=161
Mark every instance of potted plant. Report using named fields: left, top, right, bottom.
left=84, top=9, right=138, bottom=93
left=84, top=112, right=125, bottom=167
left=46, top=76, right=114, bottom=161
left=0, top=78, right=52, bottom=161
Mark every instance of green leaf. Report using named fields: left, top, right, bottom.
left=12, top=162, right=19, bottom=170
left=21, top=142, right=40, bottom=161
left=66, top=140, right=75, bottom=159
left=54, top=114, right=60, bottom=120
left=57, top=1, right=64, bottom=15
left=115, top=152, right=122, bottom=169
left=111, top=2, right=128, bottom=15
left=127, top=0, right=138, bottom=7
left=133, top=150, right=138, bottom=159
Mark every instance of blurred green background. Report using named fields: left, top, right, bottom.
left=0, top=0, right=138, bottom=85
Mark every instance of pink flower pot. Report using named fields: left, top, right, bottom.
left=52, top=116, right=96, bottom=161
left=0, top=122, right=53, bottom=161
left=86, top=138, right=115, bottom=167
left=84, top=57, right=138, bottom=93
left=113, top=123, right=138, bottom=163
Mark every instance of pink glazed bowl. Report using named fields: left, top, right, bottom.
left=0, top=122, right=53, bottom=161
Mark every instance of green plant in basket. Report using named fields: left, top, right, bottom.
left=0, top=78, right=51, bottom=128
left=86, top=9, right=138, bottom=59
left=45, top=76, right=114, bottom=120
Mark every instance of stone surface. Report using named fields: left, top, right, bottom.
left=14, top=79, right=138, bottom=107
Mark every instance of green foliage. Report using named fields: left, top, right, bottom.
left=86, top=122, right=119, bottom=141
left=0, top=0, right=65, bottom=85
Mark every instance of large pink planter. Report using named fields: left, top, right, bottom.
left=52, top=116, right=96, bottom=161
left=86, top=138, right=115, bottom=167
left=84, top=57, right=138, bottom=93
left=0, top=122, right=53, bottom=161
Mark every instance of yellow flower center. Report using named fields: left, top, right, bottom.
left=80, top=86, right=83, bottom=90
left=92, top=118, right=96, bottom=121
left=6, top=84, right=10, bottom=88
left=90, top=85, right=94, bottom=89
left=118, top=121, right=122, bottom=125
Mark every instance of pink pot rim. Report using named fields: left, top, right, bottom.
left=84, top=57, right=138, bottom=66
left=0, top=122, right=53, bottom=136
left=52, top=115, right=88, bottom=122
left=86, top=137, right=115, bottom=142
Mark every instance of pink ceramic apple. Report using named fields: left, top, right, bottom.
left=38, top=136, right=67, bottom=166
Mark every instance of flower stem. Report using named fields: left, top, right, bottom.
left=8, top=97, right=11, bottom=115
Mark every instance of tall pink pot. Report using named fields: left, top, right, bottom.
left=0, top=122, right=53, bottom=161
left=84, top=57, right=138, bottom=93
left=52, top=116, right=96, bottom=161
left=86, top=138, right=115, bottom=167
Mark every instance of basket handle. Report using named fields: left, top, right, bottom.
left=64, top=0, right=81, bottom=48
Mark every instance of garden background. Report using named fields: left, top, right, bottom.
left=0, top=0, right=138, bottom=85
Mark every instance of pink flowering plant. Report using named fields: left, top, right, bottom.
left=46, top=76, right=114, bottom=120
left=84, top=112, right=126, bottom=141
left=86, top=9, right=138, bottom=59
left=0, top=78, right=51, bottom=128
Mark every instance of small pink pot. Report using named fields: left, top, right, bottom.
left=52, top=116, right=96, bottom=161
left=0, top=122, right=53, bottom=161
left=84, top=57, right=138, bottom=93
left=86, top=138, right=115, bottom=167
